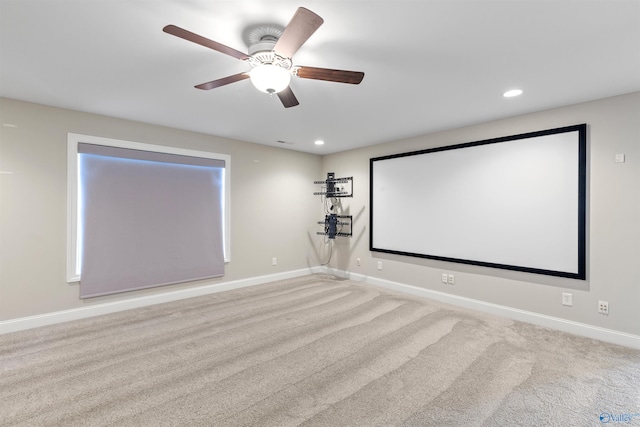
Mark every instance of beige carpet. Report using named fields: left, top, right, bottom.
left=1, top=274, right=639, bottom=426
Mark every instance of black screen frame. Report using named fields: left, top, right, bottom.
left=369, top=124, right=587, bottom=280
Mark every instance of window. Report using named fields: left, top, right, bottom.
left=67, top=133, right=230, bottom=297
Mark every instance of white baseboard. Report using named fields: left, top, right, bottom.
left=4, top=267, right=639, bottom=350
left=326, top=269, right=640, bottom=350
left=0, top=267, right=322, bottom=335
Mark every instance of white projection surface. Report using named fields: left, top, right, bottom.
left=370, top=125, right=586, bottom=279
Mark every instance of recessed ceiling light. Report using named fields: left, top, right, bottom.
left=503, top=89, right=523, bottom=98
left=314, top=140, right=325, bottom=146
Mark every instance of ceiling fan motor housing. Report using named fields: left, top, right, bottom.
left=247, top=26, right=291, bottom=69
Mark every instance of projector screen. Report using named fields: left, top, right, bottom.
left=370, top=124, right=587, bottom=279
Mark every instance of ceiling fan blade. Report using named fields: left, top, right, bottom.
left=295, top=66, right=365, bottom=85
left=163, top=25, right=249, bottom=61
left=195, top=72, right=250, bottom=90
left=273, top=8, right=324, bottom=58
left=277, top=86, right=300, bottom=108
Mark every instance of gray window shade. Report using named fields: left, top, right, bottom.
left=78, top=143, right=225, bottom=298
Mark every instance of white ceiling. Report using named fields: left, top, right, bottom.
left=1, top=0, right=639, bottom=155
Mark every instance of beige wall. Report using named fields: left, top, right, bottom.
left=0, top=97, right=322, bottom=320
left=2, top=93, right=639, bottom=339
left=322, top=92, right=640, bottom=336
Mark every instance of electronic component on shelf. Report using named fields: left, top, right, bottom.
left=313, top=172, right=353, bottom=198
left=313, top=172, right=353, bottom=239
left=317, top=214, right=352, bottom=239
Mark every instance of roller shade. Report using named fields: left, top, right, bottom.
left=78, top=143, right=225, bottom=298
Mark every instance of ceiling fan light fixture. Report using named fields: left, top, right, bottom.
left=164, top=7, right=364, bottom=108
left=250, top=64, right=291, bottom=94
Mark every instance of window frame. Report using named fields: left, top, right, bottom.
left=66, top=133, right=231, bottom=283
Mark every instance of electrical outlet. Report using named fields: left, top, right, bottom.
left=356, top=258, right=361, bottom=266
left=272, top=257, right=277, bottom=266
left=447, top=274, right=455, bottom=285
left=562, top=292, right=573, bottom=306
left=377, top=261, right=382, bottom=270
left=598, top=301, right=609, bottom=315
left=441, top=273, right=448, bottom=284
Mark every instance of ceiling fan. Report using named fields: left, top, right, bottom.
left=163, top=7, right=364, bottom=108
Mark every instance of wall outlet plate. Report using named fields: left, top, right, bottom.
left=562, top=292, right=573, bottom=306
left=598, top=300, right=609, bottom=315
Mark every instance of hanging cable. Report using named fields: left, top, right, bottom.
left=320, top=237, right=333, bottom=265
